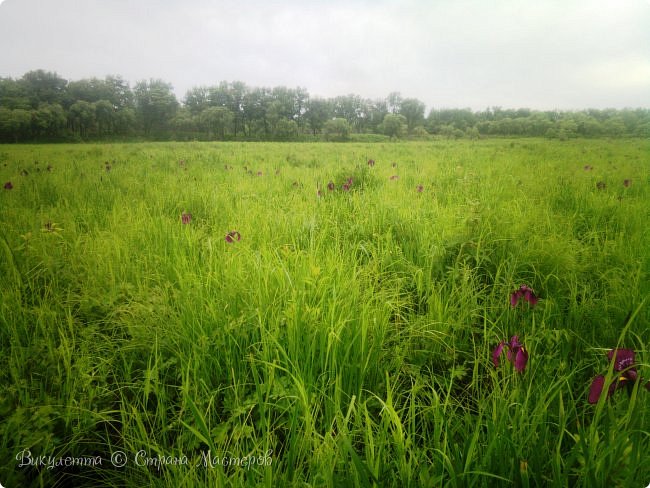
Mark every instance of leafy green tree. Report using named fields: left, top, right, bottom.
left=20, top=70, right=67, bottom=108
left=133, top=79, right=178, bottom=137
left=382, top=113, right=407, bottom=138
left=411, top=126, right=430, bottom=139
left=0, top=78, right=30, bottom=109
left=33, top=103, right=66, bottom=138
left=69, top=100, right=96, bottom=138
left=0, top=108, right=32, bottom=141
left=364, top=99, right=388, bottom=133
left=229, top=81, right=248, bottom=137
left=199, top=106, right=233, bottom=139
left=304, top=98, right=331, bottom=136
left=114, top=108, right=136, bottom=136
left=273, top=119, right=299, bottom=140
left=184, top=87, right=209, bottom=115
left=331, top=95, right=362, bottom=131
left=94, top=100, right=115, bottom=135
left=386, top=92, right=402, bottom=114
left=400, top=98, right=425, bottom=133
left=323, top=118, right=350, bottom=141
left=171, top=108, right=198, bottom=138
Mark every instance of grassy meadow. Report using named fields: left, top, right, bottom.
left=1, top=138, right=649, bottom=487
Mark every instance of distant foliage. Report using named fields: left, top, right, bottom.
left=1, top=70, right=649, bottom=142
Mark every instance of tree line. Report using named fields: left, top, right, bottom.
left=1, top=69, right=648, bottom=142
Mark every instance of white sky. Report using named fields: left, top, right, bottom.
left=0, top=0, right=649, bottom=111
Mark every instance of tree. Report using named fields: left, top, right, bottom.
left=386, top=92, right=402, bottom=114
left=0, top=109, right=33, bottom=141
left=114, top=108, right=136, bottom=136
left=304, top=98, right=331, bottom=136
left=133, top=79, right=178, bottom=137
left=273, top=119, right=299, bottom=140
left=323, top=118, right=350, bottom=141
left=94, top=100, right=115, bottom=135
left=0, top=78, right=30, bottom=109
left=399, top=98, right=425, bottom=133
left=184, top=87, right=210, bottom=115
left=382, top=113, right=407, bottom=138
left=32, top=103, right=66, bottom=138
left=69, top=100, right=96, bottom=138
left=20, top=70, right=67, bottom=108
left=199, top=106, right=233, bottom=139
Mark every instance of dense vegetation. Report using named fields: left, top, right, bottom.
left=1, top=70, right=649, bottom=142
left=1, top=139, right=648, bottom=486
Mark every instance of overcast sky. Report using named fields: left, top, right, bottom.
left=0, top=0, right=648, bottom=111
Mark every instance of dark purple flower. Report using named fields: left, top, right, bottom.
left=327, top=181, right=335, bottom=191
left=493, top=335, right=528, bottom=372
left=510, top=285, right=538, bottom=308
left=3, top=181, right=12, bottom=190
left=342, top=183, right=350, bottom=191
left=588, top=375, right=619, bottom=404
left=416, top=185, right=424, bottom=193
left=492, top=342, right=505, bottom=368
left=317, top=189, right=323, bottom=198
left=225, top=231, right=241, bottom=243
left=588, top=348, right=648, bottom=404
left=367, top=159, right=375, bottom=167
left=181, top=212, right=192, bottom=225
left=623, top=179, right=631, bottom=187
left=347, top=177, right=353, bottom=185
left=608, top=349, right=637, bottom=379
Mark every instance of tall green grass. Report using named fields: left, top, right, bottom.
left=1, top=139, right=648, bottom=487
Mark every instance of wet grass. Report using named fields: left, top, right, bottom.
left=0, top=138, right=649, bottom=487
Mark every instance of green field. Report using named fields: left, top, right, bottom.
left=1, top=139, right=649, bottom=487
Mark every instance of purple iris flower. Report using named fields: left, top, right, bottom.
left=3, top=181, right=12, bottom=190
left=510, top=285, right=538, bottom=308
left=327, top=181, right=335, bottom=191
left=181, top=212, right=192, bottom=225
left=588, top=348, right=648, bottom=403
left=367, top=159, right=375, bottom=167
left=342, top=183, right=350, bottom=191
left=225, top=231, right=241, bottom=243
left=493, top=335, right=528, bottom=373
